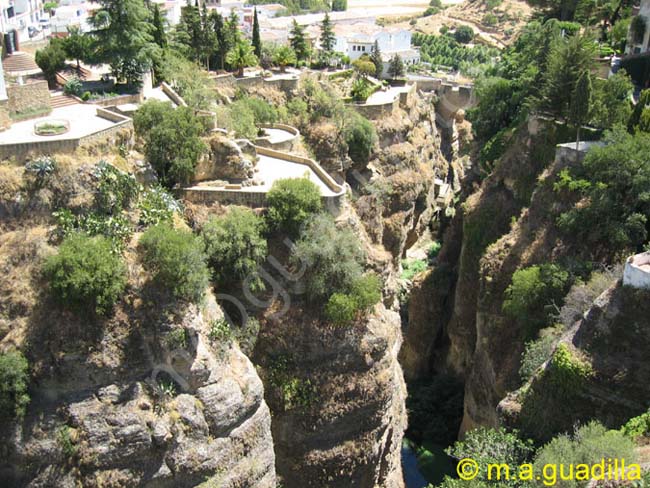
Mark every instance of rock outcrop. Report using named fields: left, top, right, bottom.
left=256, top=304, right=407, bottom=488
left=1, top=294, right=276, bottom=487
left=194, top=134, right=258, bottom=182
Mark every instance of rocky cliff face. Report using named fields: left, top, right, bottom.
left=255, top=304, right=406, bottom=488
left=500, top=282, right=650, bottom=442
left=1, top=293, right=276, bottom=488
left=400, top=117, right=580, bottom=433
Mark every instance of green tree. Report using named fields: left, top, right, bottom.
left=35, top=38, right=67, bottom=87
left=387, top=54, right=405, bottom=79
left=151, top=3, right=167, bottom=49
left=589, top=70, right=633, bottom=129
left=370, top=39, right=383, bottom=78
left=502, top=264, right=571, bottom=338
left=159, top=52, right=217, bottom=110
left=62, top=26, right=92, bottom=69
left=541, top=32, right=596, bottom=118
left=352, top=56, right=376, bottom=78
left=252, top=7, right=262, bottom=58
left=290, top=20, right=310, bottom=63
left=273, top=45, right=297, bottom=72
left=0, top=350, right=30, bottom=420
left=331, top=0, right=347, bottom=11
left=44, top=234, right=128, bottom=315
left=454, top=25, right=475, bottom=43
left=628, top=89, right=650, bottom=131
left=134, top=100, right=207, bottom=187
left=291, top=213, right=365, bottom=302
left=226, top=38, right=258, bottom=77
left=139, top=224, right=209, bottom=303
left=202, top=206, right=268, bottom=291
left=556, top=129, right=650, bottom=257
left=568, top=70, right=592, bottom=151
left=200, top=2, right=218, bottom=70
left=266, top=177, right=322, bottom=236
left=343, top=111, right=377, bottom=163
left=320, top=13, right=336, bottom=57
left=209, top=10, right=228, bottom=70
left=89, top=0, right=155, bottom=86
left=466, top=77, right=523, bottom=144
left=325, top=293, right=358, bottom=326
left=175, top=4, right=203, bottom=63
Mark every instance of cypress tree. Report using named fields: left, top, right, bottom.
left=370, top=39, right=382, bottom=78
left=569, top=70, right=592, bottom=151
left=151, top=4, right=167, bottom=50
left=252, top=7, right=262, bottom=58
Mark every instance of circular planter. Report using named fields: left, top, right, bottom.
left=34, top=119, right=70, bottom=136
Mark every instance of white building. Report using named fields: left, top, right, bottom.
left=1, top=0, right=45, bottom=43
left=623, top=252, right=650, bottom=289
left=625, top=0, right=650, bottom=55
left=322, top=22, right=420, bottom=76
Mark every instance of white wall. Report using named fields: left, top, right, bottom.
left=623, top=253, right=650, bottom=289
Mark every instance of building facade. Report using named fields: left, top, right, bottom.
left=1, top=0, right=45, bottom=42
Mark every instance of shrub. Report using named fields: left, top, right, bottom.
left=208, top=318, right=233, bottom=343
left=0, top=350, right=30, bottom=420
left=139, top=224, right=209, bottom=303
left=165, top=328, right=188, bottom=350
left=343, top=111, right=377, bottom=163
left=44, top=234, right=128, bottom=315
left=502, top=264, right=571, bottom=338
left=546, top=343, right=593, bottom=392
left=202, top=206, right=268, bottom=291
left=401, top=258, right=428, bottom=280
left=325, top=292, right=358, bottom=326
left=350, top=77, right=374, bottom=102
left=621, top=411, right=650, bottom=440
left=133, top=101, right=206, bottom=187
left=137, top=186, right=180, bottom=227
left=267, top=354, right=315, bottom=411
left=482, top=13, right=498, bottom=27
left=63, top=78, right=83, bottom=97
left=52, top=209, right=133, bottom=250
left=266, top=178, right=322, bottom=236
left=350, top=273, right=382, bottom=311
left=534, top=422, right=636, bottom=488
left=446, top=427, right=534, bottom=487
left=324, top=273, right=381, bottom=326
left=519, top=329, right=559, bottom=382
left=93, top=161, right=139, bottom=214
left=291, top=214, right=365, bottom=302
left=427, top=241, right=442, bottom=262
left=454, top=25, right=475, bottom=44
left=25, top=156, right=57, bottom=188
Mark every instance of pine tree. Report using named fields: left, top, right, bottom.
left=89, top=0, right=155, bottom=86
left=177, top=3, right=203, bottom=62
left=201, top=2, right=217, bottom=69
left=151, top=4, right=167, bottom=50
left=209, top=10, right=227, bottom=70
left=290, top=19, right=310, bottom=63
left=569, top=70, right=592, bottom=151
left=387, top=54, right=405, bottom=79
left=370, top=39, right=382, bottom=78
left=320, top=13, right=335, bottom=54
left=252, top=7, right=262, bottom=58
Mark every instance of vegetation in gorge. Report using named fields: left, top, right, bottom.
left=266, top=177, right=322, bottom=237
left=0, top=350, right=30, bottom=420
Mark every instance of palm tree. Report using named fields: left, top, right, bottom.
left=225, top=39, right=258, bottom=77
left=273, top=46, right=297, bottom=72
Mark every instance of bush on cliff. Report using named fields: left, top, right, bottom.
left=202, top=206, right=268, bottom=291
left=343, top=111, right=377, bottom=164
left=139, top=224, right=209, bottom=303
left=266, top=178, right=322, bottom=237
left=0, top=350, right=30, bottom=420
left=291, top=213, right=365, bottom=302
left=324, top=273, right=382, bottom=326
left=44, top=234, right=127, bottom=315
left=503, top=264, right=571, bottom=338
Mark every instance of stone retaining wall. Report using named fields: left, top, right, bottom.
left=254, top=123, right=300, bottom=152
left=182, top=144, right=345, bottom=211
left=6, top=80, right=51, bottom=117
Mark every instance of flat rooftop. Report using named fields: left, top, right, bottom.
left=0, top=104, right=117, bottom=144
left=261, top=127, right=295, bottom=144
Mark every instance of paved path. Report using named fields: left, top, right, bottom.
left=365, top=85, right=410, bottom=105
left=249, top=155, right=338, bottom=196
